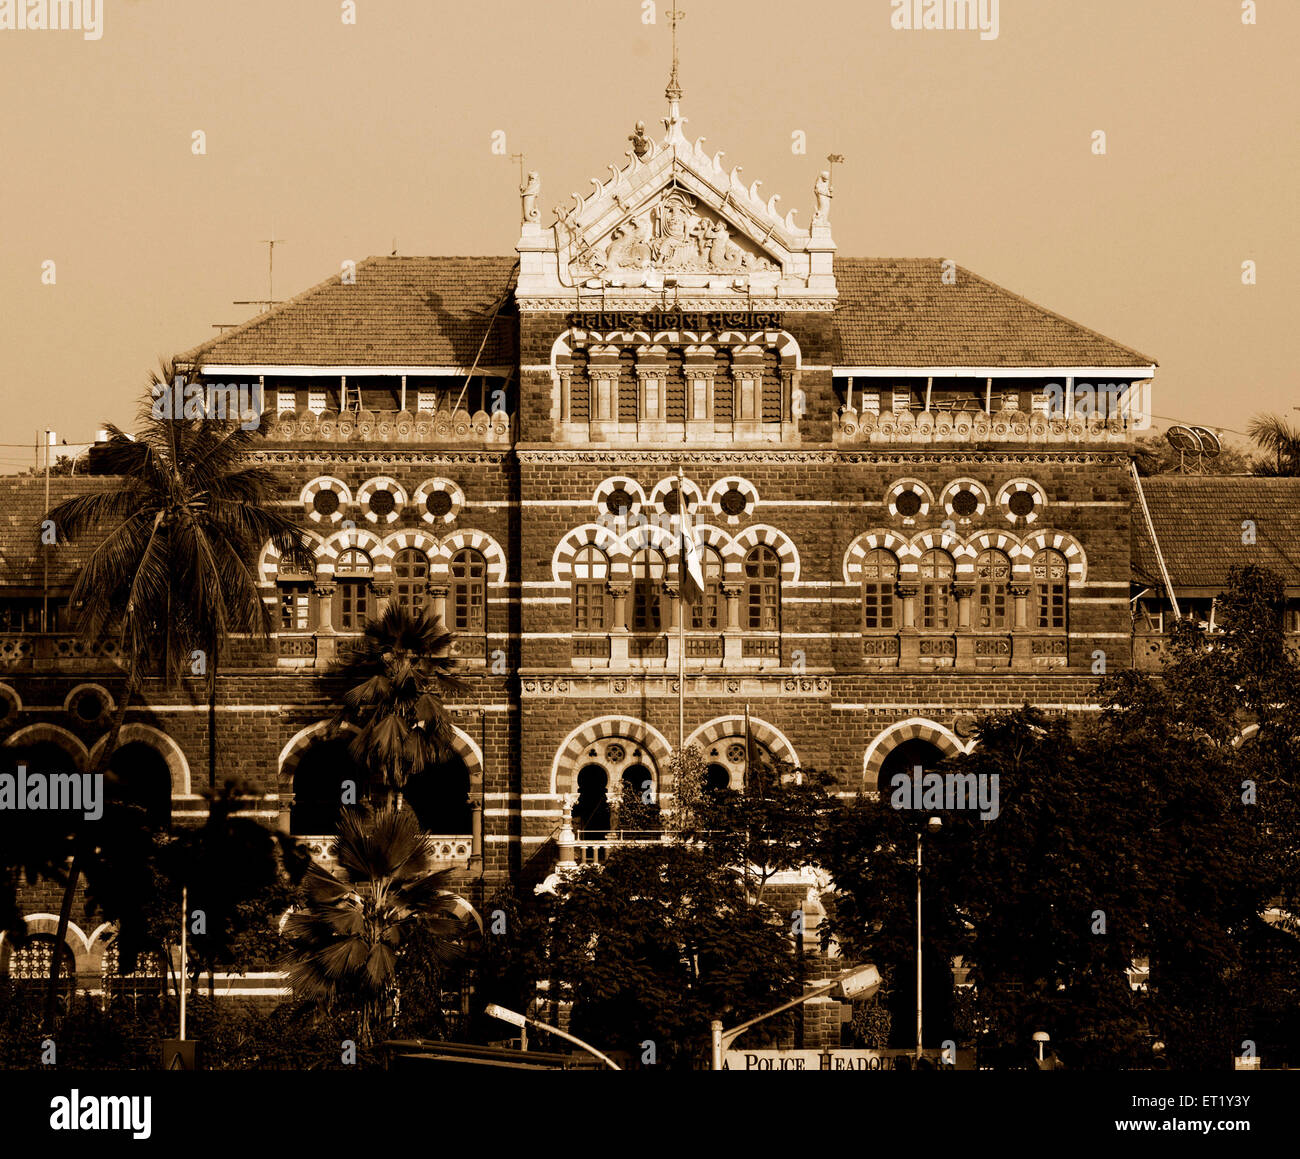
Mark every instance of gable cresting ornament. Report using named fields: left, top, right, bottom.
left=515, top=74, right=836, bottom=308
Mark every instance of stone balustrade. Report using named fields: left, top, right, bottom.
left=260, top=408, right=513, bottom=445
left=834, top=408, right=1135, bottom=446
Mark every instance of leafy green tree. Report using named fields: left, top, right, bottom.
left=1247, top=413, right=1300, bottom=476
left=330, top=603, right=465, bottom=812
left=544, top=842, right=799, bottom=1068
left=279, top=806, right=476, bottom=1047
left=40, top=362, right=310, bottom=1028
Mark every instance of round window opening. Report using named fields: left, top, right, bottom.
left=895, top=490, right=923, bottom=517
left=72, top=691, right=105, bottom=722
left=426, top=491, right=453, bottom=518
left=369, top=489, right=396, bottom=517
left=1008, top=491, right=1036, bottom=517
left=605, top=488, right=634, bottom=516
left=719, top=489, right=748, bottom=516
left=662, top=491, right=691, bottom=515
left=951, top=490, right=979, bottom=517
left=312, top=490, right=340, bottom=516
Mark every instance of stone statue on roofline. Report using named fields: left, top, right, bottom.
left=520, top=171, right=541, bottom=223
left=629, top=121, right=652, bottom=160
left=813, top=170, right=832, bottom=224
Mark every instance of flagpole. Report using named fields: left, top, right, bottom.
left=677, top=464, right=685, bottom=756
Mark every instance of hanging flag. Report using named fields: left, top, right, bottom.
left=678, top=473, right=706, bottom=605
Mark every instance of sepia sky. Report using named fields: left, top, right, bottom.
left=0, top=0, right=1295, bottom=469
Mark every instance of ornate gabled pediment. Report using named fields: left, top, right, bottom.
left=516, top=114, right=837, bottom=308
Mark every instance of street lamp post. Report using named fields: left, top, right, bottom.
left=710, top=963, right=881, bottom=1070
left=484, top=1003, right=622, bottom=1071
left=1033, top=1030, right=1050, bottom=1065
left=916, top=814, right=942, bottom=1061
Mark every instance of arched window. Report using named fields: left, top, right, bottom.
left=632, top=548, right=666, bottom=632
left=919, top=549, right=954, bottom=630
left=1033, top=549, right=1068, bottom=630
left=277, top=559, right=314, bottom=631
left=862, top=549, right=898, bottom=630
left=106, top=742, right=172, bottom=828
left=334, top=548, right=372, bottom=630
left=392, top=548, right=428, bottom=613
left=975, top=549, right=1011, bottom=630
left=450, top=549, right=486, bottom=631
left=744, top=545, right=780, bottom=631
left=290, top=736, right=365, bottom=834
left=704, top=764, right=732, bottom=794
left=573, top=546, right=610, bottom=631
left=689, top=546, right=725, bottom=630
left=405, top=752, right=472, bottom=834
left=2, top=935, right=76, bottom=996
left=574, top=765, right=610, bottom=838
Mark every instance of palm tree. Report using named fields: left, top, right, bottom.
left=331, top=603, right=466, bottom=812
left=279, top=806, right=479, bottom=1047
left=1248, top=414, right=1300, bottom=476
left=39, top=360, right=311, bottom=1029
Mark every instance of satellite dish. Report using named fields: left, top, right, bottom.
left=1165, top=424, right=1203, bottom=473
left=1190, top=426, right=1222, bottom=459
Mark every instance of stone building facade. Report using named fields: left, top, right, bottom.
left=14, top=90, right=1287, bottom=1008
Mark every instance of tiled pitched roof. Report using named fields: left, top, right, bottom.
left=832, top=258, right=1156, bottom=368
left=177, top=254, right=1148, bottom=372
left=1132, top=475, right=1300, bottom=594
left=179, top=256, right=519, bottom=369
left=0, top=476, right=119, bottom=590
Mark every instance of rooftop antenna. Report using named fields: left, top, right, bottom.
left=1165, top=424, right=1201, bottom=473
left=233, top=234, right=286, bottom=314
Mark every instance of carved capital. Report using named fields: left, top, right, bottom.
left=369, top=582, right=395, bottom=599
left=608, top=585, right=630, bottom=600
left=1009, top=584, right=1032, bottom=598
left=950, top=584, right=975, bottom=600
left=721, top=583, right=743, bottom=598
left=313, top=583, right=337, bottom=599
left=895, top=584, right=919, bottom=599
left=426, top=584, right=450, bottom=599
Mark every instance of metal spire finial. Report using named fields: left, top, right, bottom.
left=665, top=8, right=685, bottom=106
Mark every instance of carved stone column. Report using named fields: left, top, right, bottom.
left=722, top=582, right=743, bottom=664
left=1011, top=583, right=1030, bottom=629
left=314, top=583, right=337, bottom=633
left=370, top=581, right=394, bottom=618
left=609, top=584, right=630, bottom=666
left=428, top=584, right=449, bottom=629
left=1010, top=584, right=1033, bottom=671
left=896, top=584, right=920, bottom=667
left=951, top=584, right=976, bottom=670
left=313, top=583, right=337, bottom=667
left=557, top=794, right=576, bottom=866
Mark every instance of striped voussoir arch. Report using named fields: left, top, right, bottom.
left=686, top=715, right=799, bottom=768
left=258, top=530, right=327, bottom=585
left=843, top=529, right=911, bottom=583
left=1019, top=529, right=1087, bottom=583
left=862, top=717, right=968, bottom=792
left=433, top=529, right=508, bottom=585
left=380, top=528, right=441, bottom=562
left=550, top=716, right=675, bottom=796
left=317, top=527, right=392, bottom=576
left=729, top=524, right=800, bottom=582
left=552, top=522, right=629, bottom=584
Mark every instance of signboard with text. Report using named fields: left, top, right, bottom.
left=723, top=1048, right=948, bottom=1071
